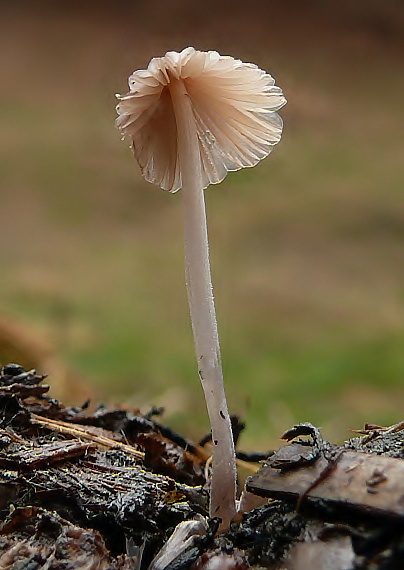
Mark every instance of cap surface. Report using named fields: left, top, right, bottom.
left=116, top=47, right=287, bottom=192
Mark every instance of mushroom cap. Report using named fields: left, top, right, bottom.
left=116, top=47, right=287, bottom=192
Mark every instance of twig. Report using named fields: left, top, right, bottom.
left=30, top=413, right=144, bottom=460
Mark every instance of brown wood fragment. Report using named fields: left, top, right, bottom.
left=0, top=507, right=135, bottom=569
left=0, top=440, right=95, bottom=470
left=0, top=428, right=25, bottom=443
left=0, top=383, right=50, bottom=398
left=247, top=450, right=404, bottom=518
left=30, top=413, right=144, bottom=460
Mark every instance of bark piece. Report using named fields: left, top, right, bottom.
left=0, top=439, right=94, bottom=470
left=247, top=449, right=404, bottom=518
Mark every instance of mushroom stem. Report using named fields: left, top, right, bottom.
left=170, top=78, right=237, bottom=529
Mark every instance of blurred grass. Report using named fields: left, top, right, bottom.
left=0, top=0, right=404, bottom=449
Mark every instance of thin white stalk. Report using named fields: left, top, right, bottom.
left=169, top=78, right=237, bottom=529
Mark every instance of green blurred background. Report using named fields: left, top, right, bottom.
left=1, top=0, right=403, bottom=450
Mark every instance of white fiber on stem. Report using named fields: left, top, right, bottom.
left=169, top=78, right=237, bottom=529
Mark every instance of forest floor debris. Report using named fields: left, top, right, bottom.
left=1, top=365, right=404, bottom=569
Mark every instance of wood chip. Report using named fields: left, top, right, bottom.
left=247, top=450, right=404, bottom=518
left=0, top=440, right=95, bottom=470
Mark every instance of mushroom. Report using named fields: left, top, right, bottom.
left=116, top=47, right=286, bottom=530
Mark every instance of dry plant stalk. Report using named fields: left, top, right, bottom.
left=31, top=414, right=144, bottom=459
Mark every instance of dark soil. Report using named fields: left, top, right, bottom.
left=0, top=364, right=404, bottom=569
